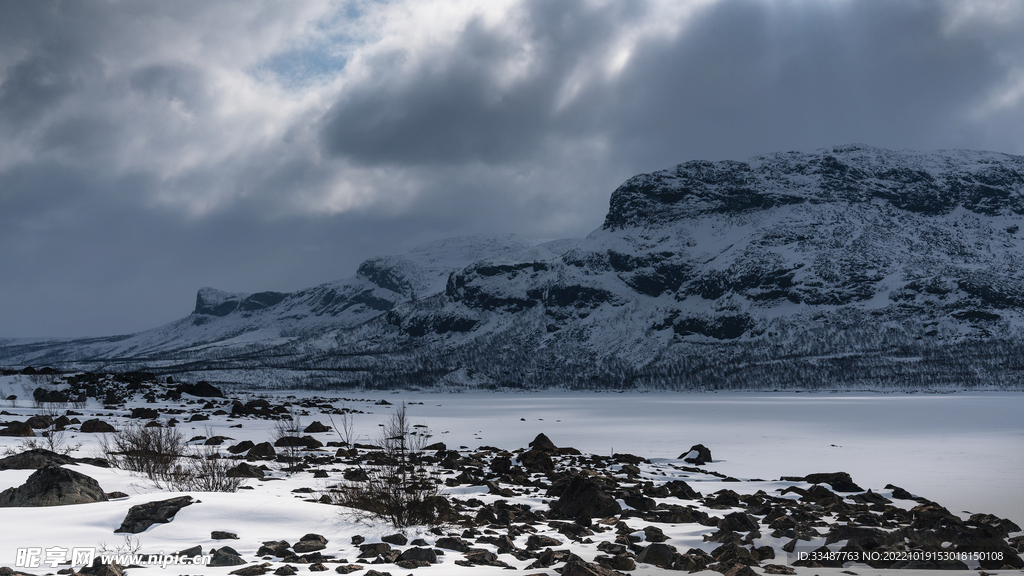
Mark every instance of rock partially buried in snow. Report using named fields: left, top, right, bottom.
left=802, top=471, right=863, bottom=492
left=114, top=495, right=194, bottom=533
left=679, top=443, right=712, bottom=465
left=0, top=465, right=108, bottom=507
left=0, top=448, right=76, bottom=470
left=80, top=419, right=117, bottom=433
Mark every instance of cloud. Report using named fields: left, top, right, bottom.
left=2, top=0, right=1024, bottom=337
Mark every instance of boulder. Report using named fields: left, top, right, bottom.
left=226, top=462, right=265, bottom=479
left=637, top=543, right=677, bottom=567
left=77, top=558, right=124, bottom=576
left=0, top=421, right=34, bottom=436
left=247, top=442, right=277, bottom=459
left=212, top=531, right=240, bottom=540
left=303, top=421, right=331, bottom=433
left=115, top=495, right=194, bottom=533
left=802, top=472, right=863, bottom=492
left=550, top=475, right=622, bottom=520
left=529, top=433, right=557, bottom=452
left=434, top=536, right=471, bottom=552
left=25, top=415, right=53, bottom=429
left=227, top=440, right=255, bottom=454
left=176, top=381, right=225, bottom=398
left=561, top=559, right=629, bottom=576
left=293, top=534, right=328, bottom=553
left=130, top=407, right=160, bottom=419
left=680, top=444, right=712, bottom=465
left=80, top=419, right=116, bottom=433
left=0, top=448, right=76, bottom=470
left=0, top=465, right=107, bottom=507
left=398, top=547, right=437, bottom=564
left=274, top=436, right=323, bottom=449
left=209, top=546, right=246, bottom=567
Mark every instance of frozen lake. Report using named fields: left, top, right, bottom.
left=333, top=390, right=1024, bottom=529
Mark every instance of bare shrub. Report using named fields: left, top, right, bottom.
left=327, top=405, right=355, bottom=447
left=99, top=421, right=185, bottom=482
left=271, top=406, right=304, bottom=471
left=330, top=402, right=445, bottom=528
left=164, top=446, right=244, bottom=492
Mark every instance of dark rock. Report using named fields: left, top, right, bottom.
left=274, top=436, right=323, bottom=449
left=0, top=448, right=76, bottom=470
left=802, top=472, right=863, bottom=492
left=274, top=566, right=297, bottom=576
left=380, top=533, right=407, bottom=546
left=247, top=442, right=277, bottom=459
left=212, top=531, right=239, bottom=540
left=642, top=525, right=668, bottom=542
left=718, top=511, right=759, bottom=532
left=719, top=563, right=761, bottom=576
left=0, top=465, right=107, bottom=507
left=526, top=534, right=563, bottom=549
left=664, top=479, right=700, bottom=499
left=334, top=566, right=365, bottom=574
left=343, top=468, right=369, bottom=481
left=529, top=433, right=557, bottom=452
left=303, top=421, right=331, bottom=433
left=114, top=495, right=194, bottom=533
left=637, top=542, right=677, bottom=567
left=80, top=419, right=117, bottom=433
left=434, top=536, right=471, bottom=552
left=761, top=564, right=796, bottom=574
left=680, top=444, right=712, bottom=465
left=130, top=407, right=160, bottom=419
left=177, top=545, right=203, bottom=557
left=226, top=462, right=265, bottom=479
left=293, top=534, right=327, bottom=553
left=209, top=547, right=247, bottom=567
left=25, top=415, right=53, bottom=429
left=397, top=547, right=437, bottom=564
left=176, top=381, right=225, bottom=398
left=561, top=559, right=629, bottom=576
left=595, top=554, right=636, bottom=571
left=227, top=440, right=255, bottom=454
left=77, top=558, right=124, bottom=576
left=229, top=563, right=272, bottom=575
left=711, top=542, right=759, bottom=566
left=0, top=421, right=34, bottom=436
left=357, top=542, right=391, bottom=557
left=550, top=475, right=622, bottom=519
left=518, top=449, right=554, bottom=473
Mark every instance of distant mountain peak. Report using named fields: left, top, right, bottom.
left=604, top=145, right=1024, bottom=229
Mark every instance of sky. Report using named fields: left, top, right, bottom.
left=1, top=0, right=1023, bottom=338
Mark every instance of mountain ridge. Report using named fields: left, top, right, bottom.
left=4, top=144, right=1024, bottom=390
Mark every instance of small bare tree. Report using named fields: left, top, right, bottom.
left=331, top=402, right=445, bottom=528
left=164, top=445, right=244, bottom=493
left=327, top=405, right=355, bottom=447
left=271, top=406, right=304, bottom=471
left=99, top=421, right=186, bottom=482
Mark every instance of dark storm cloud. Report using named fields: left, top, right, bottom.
left=319, top=0, right=1021, bottom=172
left=321, top=0, right=639, bottom=165
left=2, top=0, right=1023, bottom=338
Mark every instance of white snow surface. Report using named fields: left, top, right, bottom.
left=0, top=384, right=1020, bottom=576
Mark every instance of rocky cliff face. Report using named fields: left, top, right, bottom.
left=5, top=145, right=1024, bottom=390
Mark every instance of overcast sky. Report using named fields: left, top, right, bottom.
left=1, top=0, right=1023, bottom=338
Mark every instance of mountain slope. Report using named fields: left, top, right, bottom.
left=4, top=144, right=1024, bottom=390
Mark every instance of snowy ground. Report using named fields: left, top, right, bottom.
left=0, top=380, right=1021, bottom=575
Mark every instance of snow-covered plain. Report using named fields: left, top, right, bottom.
left=0, top=382, right=1021, bottom=575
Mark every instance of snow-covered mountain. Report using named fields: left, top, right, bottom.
left=5, top=144, right=1024, bottom=390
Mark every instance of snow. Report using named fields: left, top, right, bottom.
left=0, top=387, right=1020, bottom=575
